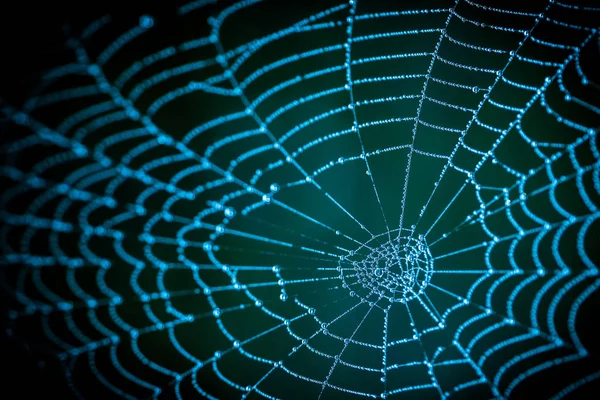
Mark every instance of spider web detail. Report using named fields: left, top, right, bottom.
left=1, top=0, right=600, bottom=399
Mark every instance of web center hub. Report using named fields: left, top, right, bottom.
left=338, top=233, right=434, bottom=304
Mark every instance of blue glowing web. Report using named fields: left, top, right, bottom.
left=1, top=0, right=599, bottom=398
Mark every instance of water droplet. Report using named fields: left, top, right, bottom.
left=139, top=15, right=154, bottom=29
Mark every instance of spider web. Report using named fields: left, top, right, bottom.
left=1, top=0, right=600, bottom=398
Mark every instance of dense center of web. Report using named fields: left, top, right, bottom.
left=340, top=234, right=434, bottom=304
